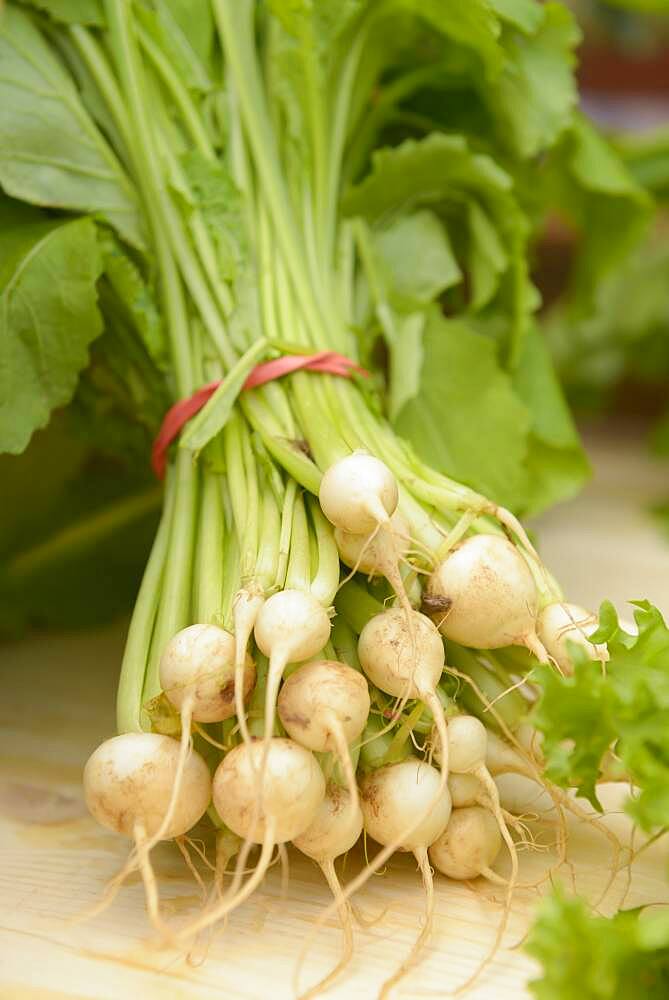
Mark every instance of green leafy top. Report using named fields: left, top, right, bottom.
left=526, top=886, right=669, bottom=1000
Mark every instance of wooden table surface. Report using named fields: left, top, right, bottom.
left=2, top=422, right=669, bottom=1000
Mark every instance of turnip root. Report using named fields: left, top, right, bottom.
left=293, top=785, right=363, bottom=998
left=360, top=759, right=452, bottom=997
left=178, top=738, right=325, bottom=942
left=440, top=716, right=518, bottom=884
left=486, top=729, right=538, bottom=779
left=84, top=732, right=211, bottom=839
left=253, top=589, right=331, bottom=790
left=83, top=733, right=211, bottom=933
left=537, top=601, right=609, bottom=674
left=426, top=534, right=547, bottom=659
left=232, top=585, right=266, bottom=745
left=159, top=623, right=256, bottom=723
left=429, top=806, right=502, bottom=880
left=214, top=738, right=325, bottom=844
left=157, top=624, right=254, bottom=884
left=448, top=772, right=484, bottom=808
left=335, top=511, right=415, bottom=618
left=361, top=759, right=452, bottom=852
left=293, top=783, right=363, bottom=862
left=319, top=452, right=398, bottom=534
left=278, top=659, right=369, bottom=812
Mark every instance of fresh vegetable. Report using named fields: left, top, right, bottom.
left=429, top=805, right=503, bottom=881
left=0, top=0, right=662, bottom=996
left=361, top=759, right=452, bottom=997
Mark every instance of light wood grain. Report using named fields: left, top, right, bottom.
left=2, top=426, right=669, bottom=1000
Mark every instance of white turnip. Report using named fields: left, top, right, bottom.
left=293, top=785, right=363, bottom=997
left=537, top=601, right=608, bottom=674
left=278, top=659, right=369, bottom=811
left=429, top=806, right=502, bottom=880
left=159, top=623, right=255, bottom=723
left=178, top=738, right=325, bottom=942
left=254, top=589, right=331, bottom=782
left=426, top=534, right=547, bottom=659
left=360, top=758, right=452, bottom=997
left=319, top=452, right=398, bottom=534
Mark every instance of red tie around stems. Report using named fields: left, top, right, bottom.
left=151, top=350, right=368, bottom=479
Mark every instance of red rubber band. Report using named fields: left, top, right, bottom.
left=151, top=350, right=368, bottom=479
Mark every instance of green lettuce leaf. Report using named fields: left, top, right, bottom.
left=527, top=886, right=669, bottom=1000
left=344, top=132, right=532, bottom=362
left=488, top=0, right=544, bottom=33
left=533, top=601, right=669, bottom=828
left=99, top=233, right=168, bottom=370
left=179, top=151, right=247, bottom=282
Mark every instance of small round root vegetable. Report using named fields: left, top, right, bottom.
left=278, top=659, right=370, bottom=812
left=84, top=732, right=211, bottom=840
left=214, top=738, right=325, bottom=844
left=158, top=624, right=254, bottom=886
left=442, top=716, right=518, bottom=887
left=425, top=534, right=547, bottom=659
left=293, top=783, right=363, bottom=862
left=429, top=806, right=502, bottom=880
left=335, top=512, right=409, bottom=579
left=178, top=739, right=325, bottom=943
left=293, top=785, right=363, bottom=999
left=485, top=730, right=537, bottom=779
left=448, top=772, right=484, bottom=808
left=358, top=607, right=449, bottom=769
left=232, top=586, right=266, bottom=745
left=254, top=589, right=331, bottom=786
left=335, top=511, right=416, bottom=621
left=436, top=714, right=520, bottom=993
left=537, top=601, right=609, bottom=674
left=159, top=623, right=255, bottom=723
left=83, top=733, right=211, bottom=935
left=360, top=759, right=452, bottom=998
left=361, top=759, right=452, bottom=853
left=319, top=452, right=398, bottom=534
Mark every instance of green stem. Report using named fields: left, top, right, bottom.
left=137, top=25, right=214, bottom=158
left=335, top=579, right=384, bottom=635
left=142, top=450, right=198, bottom=703
left=213, top=0, right=330, bottom=348
left=255, top=486, right=282, bottom=591
left=331, top=616, right=361, bottom=670
left=194, top=467, right=225, bottom=623
left=383, top=700, right=425, bottom=764
left=285, top=491, right=311, bottom=593
left=307, top=497, right=341, bottom=608
left=116, top=484, right=173, bottom=733
left=104, top=0, right=194, bottom=395
left=275, top=478, right=296, bottom=591
left=446, top=644, right=527, bottom=734
left=68, top=26, right=135, bottom=158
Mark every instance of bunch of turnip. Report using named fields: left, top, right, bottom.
left=83, top=442, right=615, bottom=995
left=46, top=0, right=623, bottom=994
